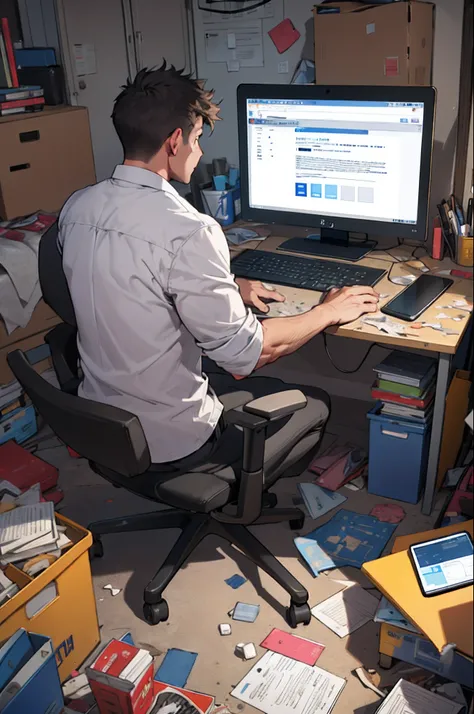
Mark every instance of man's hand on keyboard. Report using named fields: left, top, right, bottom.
left=235, top=278, right=286, bottom=314
left=322, top=286, right=379, bottom=325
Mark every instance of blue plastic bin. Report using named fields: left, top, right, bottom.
left=367, top=404, right=431, bottom=504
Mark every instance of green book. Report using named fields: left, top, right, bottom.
left=377, top=379, right=425, bottom=398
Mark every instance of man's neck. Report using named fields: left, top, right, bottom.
left=123, top=159, right=169, bottom=182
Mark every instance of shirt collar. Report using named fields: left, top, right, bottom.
left=112, top=164, right=179, bottom=196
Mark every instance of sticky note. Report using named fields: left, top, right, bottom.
left=268, top=18, right=301, bottom=54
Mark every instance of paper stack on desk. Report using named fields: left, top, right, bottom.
left=0, top=501, right=65, bottom=564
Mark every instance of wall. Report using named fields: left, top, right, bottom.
left=194, top=0, right=465, bottom=213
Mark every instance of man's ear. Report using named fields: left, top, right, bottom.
left=168, top=127, right=183, bottom=156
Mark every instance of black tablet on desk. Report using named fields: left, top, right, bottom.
left=410, top=531, right=473, bottom=597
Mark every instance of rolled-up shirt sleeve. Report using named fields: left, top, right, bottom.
left=166, top=222, right=263, bottom=376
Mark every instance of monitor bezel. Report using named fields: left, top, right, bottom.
left=237, top=84, right=436, bottom=243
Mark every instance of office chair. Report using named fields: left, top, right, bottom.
left=10, top=223, right=315, bottom=628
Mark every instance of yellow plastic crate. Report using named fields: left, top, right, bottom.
left=0, top=513, right=100, bottom=682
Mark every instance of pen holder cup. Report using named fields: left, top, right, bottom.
left=201, top=187, right=241, bottom=227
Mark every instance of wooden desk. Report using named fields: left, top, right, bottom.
left=230, top=225, right=473, bottom=515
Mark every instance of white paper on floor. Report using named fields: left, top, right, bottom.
left=311, top=583, right=380, bottom=637
left=231, top=651, right=345, bottom=714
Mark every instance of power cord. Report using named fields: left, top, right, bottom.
left=198, top=0, right=272, bottom=13
left=322, top=332, right=391, bottom=374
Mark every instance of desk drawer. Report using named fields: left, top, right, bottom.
left=0, top=107, right=95, bottom=219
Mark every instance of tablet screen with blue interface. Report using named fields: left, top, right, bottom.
left=410, top=532, right=473, bottom=597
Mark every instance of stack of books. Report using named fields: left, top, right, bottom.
left=1, top=17, right=45, bottom=116
left=372, top=350, right=436, bottom=423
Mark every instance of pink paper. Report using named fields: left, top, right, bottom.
left=260, top=628, right=324, bottom=666
left=370, top=503, right=406, bottom=524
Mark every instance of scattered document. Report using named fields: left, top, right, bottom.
left=311, top=583, right=380, bottom=638
left=0, top=501, right=61, bottom=563
left=374, top=679, right=463, bottom=714
left=297, top=483, right=346, bottom=520
left=260, top=628, right=325, bottom=666
left=294, top=510, right=396, bottom=576
left=231, top=651, right=345, bottom=714
left=374, top=596, right=420, bottom=634
left=204, top=22, right=264, bottom=67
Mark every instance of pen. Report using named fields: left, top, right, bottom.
left=467, top=197, right=473, bottom=232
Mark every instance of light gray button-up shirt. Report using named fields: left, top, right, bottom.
left=58, top=165, right=263, bottom=462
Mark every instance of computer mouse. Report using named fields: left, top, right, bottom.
left=251, top=297, right=279, bottom=317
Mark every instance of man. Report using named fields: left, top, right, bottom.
left=58, top=63, right=379, bottom=475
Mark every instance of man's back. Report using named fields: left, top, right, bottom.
left=58, top=165, right=261, bottom=462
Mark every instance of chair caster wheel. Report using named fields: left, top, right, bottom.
left=90, top=537, right=104, bottom=559
left=286, top=602, right=311, bottom=628
left=263, top=493, right=278, bottom=509
left=143, top=600, right=169, bottom=625
left=290, top=514, right=305, bottom=531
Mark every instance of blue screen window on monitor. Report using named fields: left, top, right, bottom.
left=238, top=86, right=436, bottom=261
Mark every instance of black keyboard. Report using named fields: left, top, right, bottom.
left=231, top=250, right=386, bottom=293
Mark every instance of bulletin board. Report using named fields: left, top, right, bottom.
left=193, top=0, right=317, bottom=164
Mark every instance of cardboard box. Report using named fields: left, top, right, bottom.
left=379, top=622, right=474, bottom=688
left=87, top=640, right=154, bottom=714
left=314, top=1, right=434, bottom=85
left=0, top=106, right=96, bottom=220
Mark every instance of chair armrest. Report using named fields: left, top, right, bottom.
left=225, top=390, right=307, bottom=431
left=213, top=390, right=307, bottom=526
left=244, top=390, right=307, bottom=421
left=44, top=324, right=81, bottom=394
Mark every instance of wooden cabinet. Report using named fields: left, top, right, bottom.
left=0, top=105, right=96, bottom=220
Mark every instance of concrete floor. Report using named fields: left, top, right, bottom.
left=38, top=394, right=443, bottom=714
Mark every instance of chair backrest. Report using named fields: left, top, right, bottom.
left=7, top=350, right=151, bottom=477
left=39, top=222, right=77, bottom=327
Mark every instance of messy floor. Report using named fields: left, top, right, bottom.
left=37, top=394, right=447, bottom=714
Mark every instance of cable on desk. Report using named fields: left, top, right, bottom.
left=322, top=332, right=391, bottom=374
left=197, top=0, right=272, bottom=13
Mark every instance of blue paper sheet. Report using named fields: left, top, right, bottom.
left=225, top=574, right=247, bottom=590
left=154, top=648, right=198, bottom=688
left=294, top=509, right=397, bottom=576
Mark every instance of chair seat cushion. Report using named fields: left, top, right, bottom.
left=155, top=467, right=235, bottom=513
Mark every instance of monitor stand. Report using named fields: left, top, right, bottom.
left=278, top=228, right=376, bottom=262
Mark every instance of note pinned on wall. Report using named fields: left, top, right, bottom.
left=73, top=43, right=97, bottom=76
left=204, top=21, right=264, bottom=67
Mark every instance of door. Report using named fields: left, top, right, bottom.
left=131, top=0, right=189, bottom=73
left=57, top=0, right=136, bottom=181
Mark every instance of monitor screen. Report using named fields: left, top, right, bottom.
left=238, top=86, right=435, bottom=242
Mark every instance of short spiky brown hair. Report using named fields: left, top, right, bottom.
left=112, top=61, right=220, bottom=161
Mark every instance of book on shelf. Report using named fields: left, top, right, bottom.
left=380, top=402, right=434, bottom=423
left=0, top=103, right=44, bottom=116
left=371, top=383, right=435, bottom=409
left=374, top=350, right=436, bottom=387
left=377, top=377, right=434, bottom=399
left=0, top=17, right=18, bottom=89
left=0, top=95, right=45, bottom=110
left=0, top=86, right=42, bottom=102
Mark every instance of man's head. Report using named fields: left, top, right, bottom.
left=112, top=62, right=220, bottom=183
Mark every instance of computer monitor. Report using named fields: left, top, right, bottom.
left=237, top=84, right=436, bottom=259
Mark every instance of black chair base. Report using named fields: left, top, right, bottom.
left=88, top=504, right=311, bottom=629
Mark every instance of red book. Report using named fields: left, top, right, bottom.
left=1, top=18, right=18, bottom=88
left=0, top=440, right=58, bottom=493
left=0, top=96, right=45, bottom=110
left=371, top=384, right=434, bottom=409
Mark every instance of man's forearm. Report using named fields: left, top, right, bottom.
left=256, top=304, right=335, bottom=369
